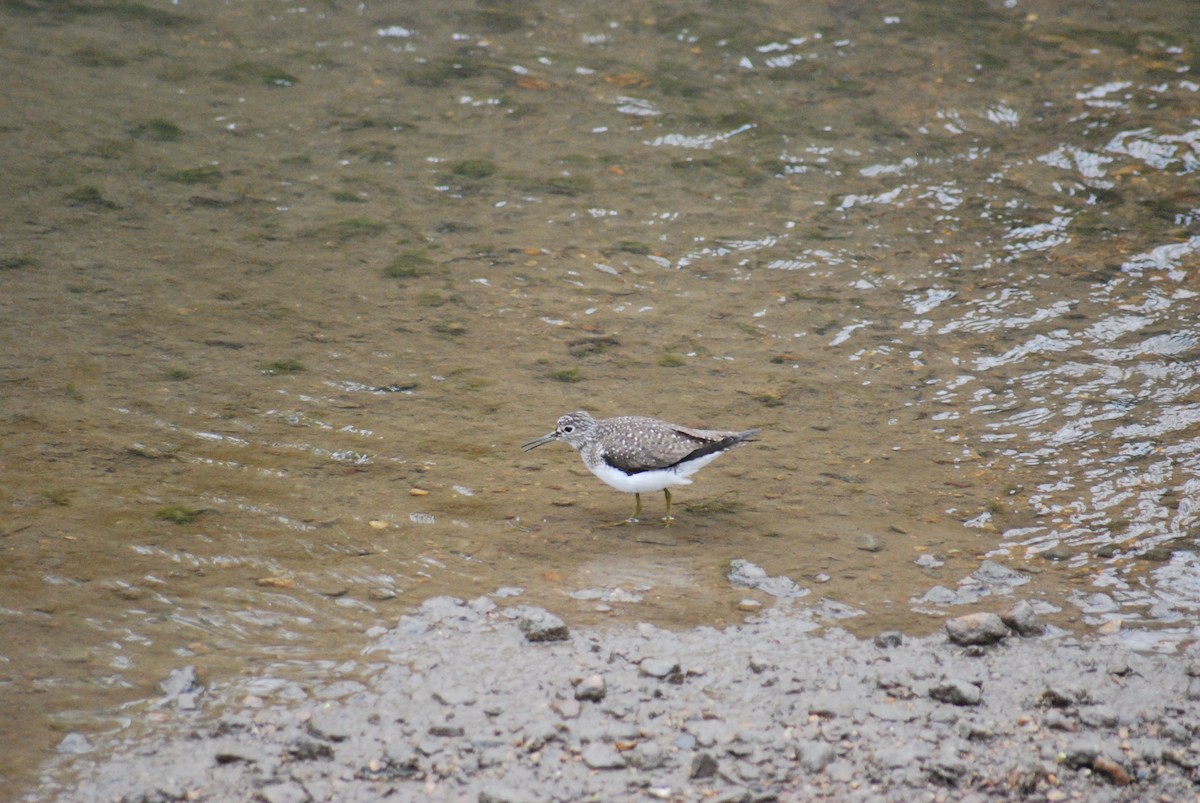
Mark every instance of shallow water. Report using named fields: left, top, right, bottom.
left=2, top=0, right=1198, bottom=796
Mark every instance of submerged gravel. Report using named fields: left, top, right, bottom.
left=33, top=597, right=1200, bottom=802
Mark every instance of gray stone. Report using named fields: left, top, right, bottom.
left=927, top=748, right=968, bottom=783
left=929, top=678, right=982, bottom=706
left=639, top=658, right=681, bottom=680
left=854, top=533, right=884, bottom=552
left=575, top=673, right=607, bottom=701
left=518, top=609, right=569, bottom=643
left=727, top=559, right=808, bottom=598
left=159, top=665, right=204, bottom=700
left=1041, top=684, right=1089, bottom=708
left=798, top=740, right=836, bottom=773
left=690, top=751, right=719, bottom=779
left=1062, top=742, right=1099, bottom=769
left=945, top=613, right=1008, bottom=646
left=55, top=732, right=93, bottom=755
left=309, top=706, right=359, bottom=741
left=1079, top=705, right=1119, bottom=728
left=874, top=631, right=903, bottom=648
left=1002, top=599, right=1045, bottom=636
left=629, top=741, right=667, bottom=770
left=973, top=560, right=1030, bottom=588
left=581, top=742, right=626, bottom=769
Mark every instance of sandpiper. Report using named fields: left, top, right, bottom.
left=522, top=410, right=760, bottom=525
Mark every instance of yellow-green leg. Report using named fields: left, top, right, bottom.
left=663, top=488, right=673, bottom=526
left=605, top=492, right=642, bottom=527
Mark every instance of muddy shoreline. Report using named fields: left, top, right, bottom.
left=30, top=596, right=1200, bottom=802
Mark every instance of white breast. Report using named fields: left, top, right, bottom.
left=586, top=450, right=727, bottom=493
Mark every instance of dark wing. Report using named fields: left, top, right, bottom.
left=601, top=421, right=757, bottom=475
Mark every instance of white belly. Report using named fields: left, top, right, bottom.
left=587, top=451, right=725, bottom=493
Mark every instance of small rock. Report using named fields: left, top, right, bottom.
left=930, top=678, right=982, bottom=706
left=874, top=631, right=903, bottom=648
left=159, top=665, right=204, bottom=699
left=1187, top=677, right=1200, bottom=702
left=674, top=733, right=696, bottom=750
left=726, top=559, right=808, bottom=598
left=927, top=751, right=968, bottom=783
left=56, top=732, right=93, bottom=755
left=1078, top=705, right=1119, bottom=728
left=854, top=533, right=884, bottom=552
left=945, top=612, right=1008, bottom=646
left=1093, top=756, right=1132, bottom=786
left=575, top=674, right=607, bottom=701
left=736, top=598, right=763, bottom=612
left=429, top=724, right=465, bottom=737
left=1002, top=599, right=1045, bottom=636
left=1160, top=720, right=1189, bottom=743
left=1062, top=743, right=1099, bottom=769
left=629, top=741, right=666, bottom=770
left=690, top=751, right=719, bottom=779
left=286, top=736, right=334, bottom=761
left=973, top=560, right=1030, bottom=587
left=798, top=740, right=836, bottom=773
left=581, top=742, right=626, bottom=770
left=1041, top=685, right=1087, bottom=708
left=368, top=587, right=397, bottom=601
left=748, top=654, right=770, bottom=673
left=639, top=658, right=681, bottom=681
left=518, top=609, right=569, bottom=643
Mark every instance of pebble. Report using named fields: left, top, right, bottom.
left=518, top=609, right=569, bottom=643
left=581, top=742, right=626, bottom=770
left=854, top=533, right=884, bottom=552
left=690, top=751, right=719, bottom=779
left=56, top=732, right=94, bottom=755
left=1002, top=599, right=1045, bottom=636
left=929, top=678, right=982, bottom=706
left=574, top=674, right=607, bottom=701
left=638, top=658, right=681, bottom=680
left=945, top=612, right=1009, bottom=646
left=798, top=741, right=836, bottom=773
left=159, top=665, right=204, bottom=699
left=726, top=559, right=808, bottom=598
left=629, top=741, right=666, bottom=770
left=874, top=631, right=903, bottom=648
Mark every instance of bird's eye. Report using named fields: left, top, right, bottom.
left=562, top=425, right=574, bottom=433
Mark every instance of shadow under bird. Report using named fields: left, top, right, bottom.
left=522, top=410, right=760, bottom=525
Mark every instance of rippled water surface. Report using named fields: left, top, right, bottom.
left=2, top=0, right=1198, bottom=796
